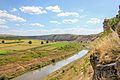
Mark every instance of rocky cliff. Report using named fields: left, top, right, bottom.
left=90, top=8, right=120, bottom=80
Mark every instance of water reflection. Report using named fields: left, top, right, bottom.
left=13, top=50, right=88, bottom=80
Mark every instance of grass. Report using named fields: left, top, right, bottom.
left=44, top=51, right=92, bottom=80
left=0, top=50, right=8, bottom=55
left=0, top=39, right=85, bottom=79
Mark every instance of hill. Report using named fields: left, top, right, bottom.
left=0, top=34, right=98, bottom=42
left=90, top=7, right=120, bottom=80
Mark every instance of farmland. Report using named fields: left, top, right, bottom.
left=0, top=39, right=85, bottom=79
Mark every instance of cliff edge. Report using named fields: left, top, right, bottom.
left=90, top=6, right=120, bottom=80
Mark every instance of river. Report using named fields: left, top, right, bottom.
left=13, top=50, right=88, bottom=80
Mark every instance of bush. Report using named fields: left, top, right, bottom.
left=46, top=40, right=49, bottom=43
left=41, top=41, right=44, bottom=44
left=1, top=40, right=5, bottom=44
left=51, top=59, right=55, bottom=63
left=28, top=41, right=32, bottom=44
left=18, top=38, right=21, bottom=41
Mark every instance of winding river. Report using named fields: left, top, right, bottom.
left=13, top=50, right=88, bottom=80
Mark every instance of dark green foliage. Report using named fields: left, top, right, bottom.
left=62, top=70, right=65, bottom=73
left=18, top=38, right=21, bottom=42
left=1, top=40, right=5, bottom=44
left=46, top=40, right=49, bottom=43
left=51, top=59, right=55, bottom=63
left=28, top=41, right=32, bottom=44
left=41, top=41, right=44, bottom=44
left=104, top=14, right=120, bottom=31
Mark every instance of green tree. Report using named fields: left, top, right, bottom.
left=41, top=41, right=44, bottom=44
left=28, top=41, right=32, bottom=44
left=46, top=40, right=49, bottom=43
left=18, top=38, right=21, bottom=42
left=1, top=40, right=5, bottom=44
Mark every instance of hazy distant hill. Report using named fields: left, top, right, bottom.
left=20, top=34, right=98, bottom=42
left=0, top=34, right=98, bottom=42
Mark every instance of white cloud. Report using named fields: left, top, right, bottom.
left=30, top=23, right=45, bottom=27
left=49, top=21, right=61, bottom=24
left=20, top=6, right=47, bottom=14
left=15, top=24, right=20, bottom=26
left=0, top=25, right=9, bottom=28
left=11, top=8, right=17, bottom=12
left=2, top=27, right=102, bottom=36
left=46, top=5, right=61, bottom=13
left=63, top=19, right=79, bottom=24
left=57, top=12, right=79, bottom=17
left=0, top=10, right=26, bottom=22
left=0, top=19, right=6, bottom=25
left=87, top=18, right=101, bottom=24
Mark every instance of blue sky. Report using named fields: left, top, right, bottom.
left=0, top=0, right=119, bottom=36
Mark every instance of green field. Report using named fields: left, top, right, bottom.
left=0, top=39, right=85, bottom=79
left=0, top=50, right=8, bottom=55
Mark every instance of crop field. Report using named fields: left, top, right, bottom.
left=0, top=39, right=85, bottom=78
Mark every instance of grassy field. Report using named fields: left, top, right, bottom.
left=0, top=50, right=8, bottom=55
left=0, top=39, right=85, bottom=79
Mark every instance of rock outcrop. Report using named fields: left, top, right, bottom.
left=90, top=6, right=120, bottom=80
left=90, top=51, right=120, bottom=80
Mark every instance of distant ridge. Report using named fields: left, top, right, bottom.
left=0, top=34, right=98, bottom=42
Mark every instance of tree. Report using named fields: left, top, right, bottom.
left=46, top=40, right=49, bottom=43
left=1, top=40, right=5, bottom=44
left=18, top=38, right=21, bottom=42
left=28, top=41, right=32, bottom=44
left=41, top=41, right=44, bottom=44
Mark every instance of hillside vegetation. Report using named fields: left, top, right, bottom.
left=44, top=9, right=120, bottom=80
left=90, top=10, right=120, bottom=80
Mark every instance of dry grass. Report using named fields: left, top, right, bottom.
left=44, top=31, right=120, bottom=80
left=44, top=51, right=93, bottom=80
left=0, top=39, right=46, bottom=51
left=90, top=31, right=120, bottom=64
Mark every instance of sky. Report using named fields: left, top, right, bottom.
left=0, top=0, right=120, bottom=36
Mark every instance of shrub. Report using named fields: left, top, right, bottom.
left=18, top=38, right=21, bottom=41
left=51, top=59, right=55, bottom=63
left=46, top=40, right=49, bottom=43
left=1, top=40, right=5, bottom=44
left=41, top=41, right=44, bottom=44
left=28, top=41, right=32, bottom=44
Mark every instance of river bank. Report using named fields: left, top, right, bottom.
left=44, top=50, right=93, bottom=80
left=13, top=50, right=88, bottom=80
left=0, top=41, right=85, bottom=79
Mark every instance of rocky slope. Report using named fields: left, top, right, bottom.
left=90, top=8, right=120, bottom=80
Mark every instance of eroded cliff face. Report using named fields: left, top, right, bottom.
left=90, top=11, right=120, bottom=80
left=90, top=50, right=120, bottom=80
left=117, top=22, right=120, bottom=38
